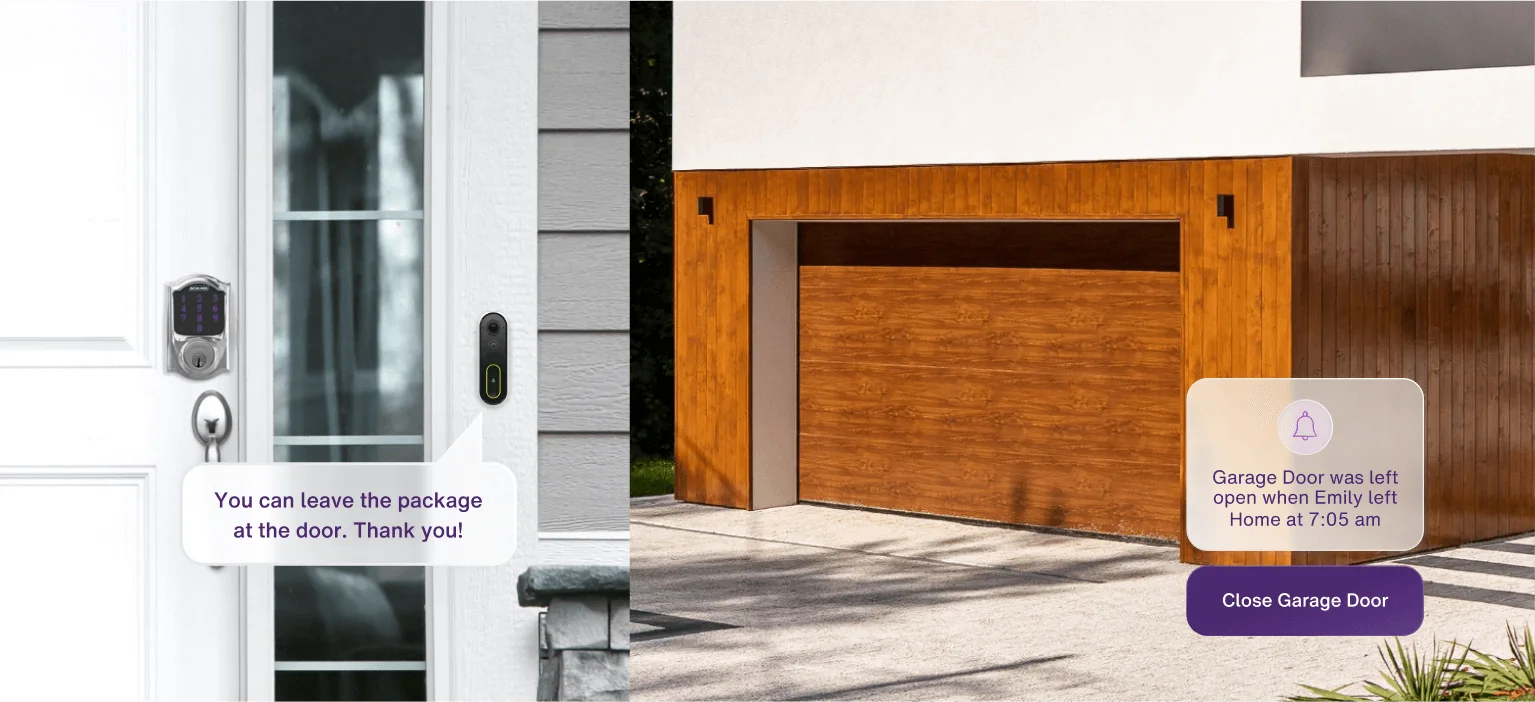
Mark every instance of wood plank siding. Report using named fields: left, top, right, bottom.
left=1290, top=154, right=1535, bottom=565
left=674, top=159, right=1296, bottom=565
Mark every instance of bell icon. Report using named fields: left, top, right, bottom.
left=1293, top=411, right=1317, bottom=440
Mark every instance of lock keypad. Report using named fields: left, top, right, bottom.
left=167, top=275, right=231, bottom=380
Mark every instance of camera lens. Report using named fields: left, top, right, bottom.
left=488, top=321, right=500, bottom=334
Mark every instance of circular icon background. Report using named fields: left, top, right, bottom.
left=1278, top=399, right=1333, bottom=455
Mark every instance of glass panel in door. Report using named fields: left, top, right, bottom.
left=271, top=3, right=426, bottom=700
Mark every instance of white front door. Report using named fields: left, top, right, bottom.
left=0, top=3, right=241, bottom=701
left=1, top=3, right=548, bottom=700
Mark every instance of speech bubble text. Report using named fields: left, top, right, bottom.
left=184, top=462, right=516, bottom=566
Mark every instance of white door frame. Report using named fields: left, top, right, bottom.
left=423, top=3, right=454, bottom=699
left=238, top=3, right=454, bottom=699
left=237, top=3, right=274, bottom=698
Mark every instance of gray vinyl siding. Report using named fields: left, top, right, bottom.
left=539, top=132, right=628, bottom=231
left=540, top=233, right=628, bottom=331
left=537, top=2, right=630, bottom=532
left=540, top=30, right=629, bottom=129
left=538, top=1, right=629, bottom=30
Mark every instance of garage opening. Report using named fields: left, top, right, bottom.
left=796, top=221, right=1183, bottom=539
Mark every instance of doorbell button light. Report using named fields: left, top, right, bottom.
left=485, top=364, right=503, bottom=400
left=167, top=274, right=232, bottom=380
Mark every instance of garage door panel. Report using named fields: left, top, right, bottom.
left=798, top=265, right=1179, bottom=298
left=800, top=330, right=1180, bottom=373
left=797, top=228, right=1181, bottom=539
left=800, top=267, right=1180, bottom=372
left=799, top=267, right=1179, bottom=311
left=798, top=423, right=1179, bottom=469
left=798, top=359, right=1182, bottom=406
left=798, top=361, right=1180, bottom=456
left=800, top=339, right=1179, bottom=377
left=799, top=434, right=1181, bottom=538
left=800, top=432, right=1181, bottom=496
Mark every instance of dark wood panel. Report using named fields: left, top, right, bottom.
left=1291, top=154, right=1535, bottom=565
left=674, top=158, right=1297, bottom=564
left=798, top=221, right=1179, bottom=271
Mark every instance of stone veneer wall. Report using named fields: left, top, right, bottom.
left=519, top=566, right=630, bottom=701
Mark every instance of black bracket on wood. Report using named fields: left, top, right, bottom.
left=1216, top=194, right=1235, bottom=229
left=697, top=196, right=714, bottom=225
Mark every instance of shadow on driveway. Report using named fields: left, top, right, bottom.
left=780, top=655, right=1078, bottom=701
left=631, top=499, right=1177, bottom=700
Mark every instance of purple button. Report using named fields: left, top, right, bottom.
left=1187, top=565, right=1423, bottom=636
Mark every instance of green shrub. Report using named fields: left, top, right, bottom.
left=1294, top=626, right=1535, bottom=701
left=631, top=458, right=675, bottom=498
left=1290, top=636, right=1467, bottom=701
left=1459, top=624, right=1535, bottom=700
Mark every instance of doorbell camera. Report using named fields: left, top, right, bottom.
left=480, top=312, right=507, bottom=405
left=167, top=274, right=232, bottom=380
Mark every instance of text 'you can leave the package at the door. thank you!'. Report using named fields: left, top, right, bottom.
left=181, top=417, right=517, bottom=566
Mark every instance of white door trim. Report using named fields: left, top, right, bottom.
left=424, top=2, right=454, bottom=700
left=237, top=2, right=276, bottom=700
left=439, top=4, right=541, bottom=698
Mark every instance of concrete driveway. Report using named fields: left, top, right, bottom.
left=632, top=496, right=1534, bottom=701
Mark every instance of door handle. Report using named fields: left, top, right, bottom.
left=192, top=390, right=232, bottom=463
left=192, top=390, right=231, bottom=571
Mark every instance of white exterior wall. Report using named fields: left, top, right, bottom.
left=674, top=1, right=1535, bottom=171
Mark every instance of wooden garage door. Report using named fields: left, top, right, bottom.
left=797, top=222, right=1183, bottom=539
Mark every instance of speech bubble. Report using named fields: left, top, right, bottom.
left=183, top=416, right=515, bottom=566
left=1186, top=378, right=1424, bottom=553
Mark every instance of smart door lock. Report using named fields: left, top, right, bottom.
left=167, top=274, right=232, bottom=380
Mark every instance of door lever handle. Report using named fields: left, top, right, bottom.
left=192, top=390, right=232, bottom=570
left=193, top=390, right=232, bottom=462
left=200, top=416, right=223, bottom=463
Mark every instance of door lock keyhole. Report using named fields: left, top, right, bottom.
left=178, top=339, right=218, bottom=378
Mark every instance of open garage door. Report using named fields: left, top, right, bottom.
left=796, top=222, right=1184, bottom=539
